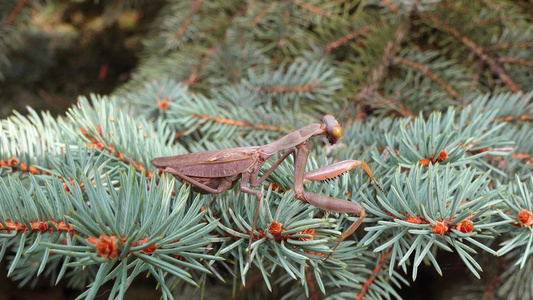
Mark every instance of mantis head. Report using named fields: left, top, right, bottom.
left=323, top=115, right=342, bottom=145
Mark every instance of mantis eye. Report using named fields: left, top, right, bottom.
left=332, top=125, right=342, bottom=139
left=323, top=115, right=342, bottom=145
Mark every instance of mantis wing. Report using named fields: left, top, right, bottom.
left=151, top=147, right=261, bottom=178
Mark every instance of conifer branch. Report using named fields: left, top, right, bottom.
left=191, top=113, right=286, bottom=132
left=422, top=12, right=523, bottom=94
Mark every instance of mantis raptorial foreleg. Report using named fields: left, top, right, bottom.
left=303, top=160, right=377, bottom=185
left=292, top=141, right=372, bottom=261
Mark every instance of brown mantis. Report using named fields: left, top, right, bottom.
left=151, top=115, right=381, bottom=263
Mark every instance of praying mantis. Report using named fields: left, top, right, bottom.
left=151, top=115, right=381, bottom=263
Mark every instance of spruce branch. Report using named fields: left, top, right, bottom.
left=376, top=106, right=512, bottom=171
left=122, top=58, right=347, bottom=144
left=497, top=176, right=533, bottom=268
left=280, top=247, right=406, bottom=300
left=1, top=167, right=220, bottom=298
left=361, top=165, right=503, bottom=279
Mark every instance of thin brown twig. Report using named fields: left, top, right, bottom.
left=499, top=57, right=533, bottom=67
left=363, top=23, right=407, bottom=93
left=356, top=252, right=391, bottom=300
left=382, top=0, right=399, bottom=13
left=393, top=56, right=459, bottom=99
left=354, top=23, right=408, bottom=116
left=325, top=25, right=374, bottom=52
left=258, top=81, right=318, bottom=93
left=358, top=89, right=413, bottom=118
left=192, top=113, right=286, bottom=132
left=2, top=0, right=28, bottom=27
left=305, top=266, right=320, bottom=300
left=293, top=0, right=332, bottom=17
left=482, top=257, right=507, bottom=300
left=251, top=2, right=277, bottom=26
left=468, top=16, right=506, bottom=30
left=183, top=48, right=214, bottom=87
left=488, top=41, right=533, bottom=51
left=174, top=0, right=203, bottom=41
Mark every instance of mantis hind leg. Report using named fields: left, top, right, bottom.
left=162, top=167, right=233, bottom=194
left=240, top=172, right=262, bottom=266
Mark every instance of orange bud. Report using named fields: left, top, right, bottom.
left=436, top=150, right=448, bottom=162
left=295, top=229, right=315, bottom=241
left=419, top=158, right=431, bottom=167
left=135, top=237, right=158, bottom=254
left=85, top=235, right=123, bottom=259
left=405, top=215, right=426, bottom=224
left=517, top=209, right=533, bottom=227
left=28, top=165, right=39, bottom=174
left=85, top=237, right=99, bottom=244
left=269, top=221, right=284, bottom=240
left=158, top=100, right=170, bottom=110
left=431, top=220, right=449, bottom=236
left=454, top=219, right=474, bottom=233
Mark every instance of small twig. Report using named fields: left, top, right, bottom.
left=393, top=56, right=459, bottom=99
left=355, top=23, right=407, bottom=108
left=192, top=113, right=286, bottom=132
left=251, top=2, right=277, bottom=27
left=381, top=0, right=399, bottom=13
left=488, top=41, right=533, bottom=51
left=293, top=0, right=332, bottom=17
left=325, top=25, right=374, bottom=52
left=174, top=0, right=203, bottom=41
left=499, top=57, right=533, bottom=67
left=1, top=0, right=28, bottom=28
left=356, top=252, right=391, bottom=300
left=257, top=81, right=318, bottom=93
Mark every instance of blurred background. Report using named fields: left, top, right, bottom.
left=0, top=1, right=532, bottom=299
